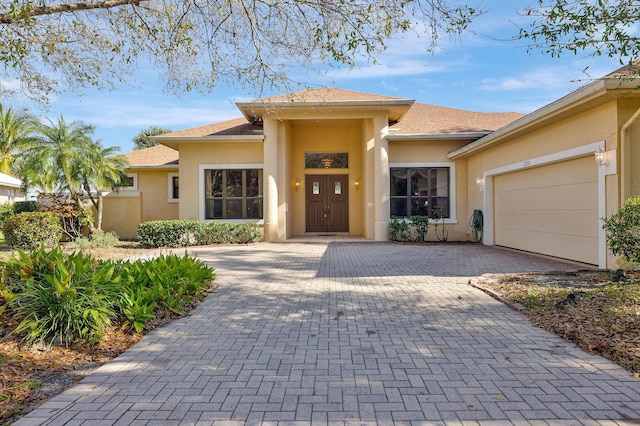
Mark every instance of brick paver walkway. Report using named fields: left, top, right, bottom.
left=17, top=242, right=640, bottom=425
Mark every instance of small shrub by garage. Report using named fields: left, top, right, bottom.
left=138, top=220, right=261, bottom=247
left=3, top=212, right=62, bottom=249
left=603, top=196, right=640, bottom=265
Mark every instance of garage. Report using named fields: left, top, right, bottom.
left=493, top=155, right=599, bottom=265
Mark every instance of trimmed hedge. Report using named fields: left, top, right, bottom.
left=3, top=212, right=62, bottom=249
left=13, top=201, right=37, bottom=214
left=137, top=220, right=262, bottom=247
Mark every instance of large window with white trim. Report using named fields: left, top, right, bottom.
left=204, top=169, right=263, bottom=219
left=390, top=166, right=450, bottom=218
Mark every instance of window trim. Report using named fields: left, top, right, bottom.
left=168, top=173, right=179, bottom=203
left=123, top=173, right=138, bottom=191
left=198, top=164, right=265, bottom=223
left=389, top=162, right=457, bottom=224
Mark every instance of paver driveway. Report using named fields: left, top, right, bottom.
left=17, top=242, right=640, bottom=425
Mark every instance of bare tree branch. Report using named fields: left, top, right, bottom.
left=0, top=0, right=144, bottom=24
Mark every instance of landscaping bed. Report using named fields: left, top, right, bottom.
left=472, top=270, right=640, bottom=376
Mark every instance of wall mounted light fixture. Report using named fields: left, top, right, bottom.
left=294, top=180, right=300, bottom=191
left=594, top=148, right=608, bottom=167
left=354, top=180, right=360, bottom=190
left=476, top=176, right=485, bottom=192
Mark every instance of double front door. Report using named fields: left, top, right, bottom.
left=305, top=175, right=349, bottom=233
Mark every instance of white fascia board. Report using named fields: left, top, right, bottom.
left=387, top=132, right=491, bottom=141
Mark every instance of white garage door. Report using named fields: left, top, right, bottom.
left=493, top=156, right=599, bottom=265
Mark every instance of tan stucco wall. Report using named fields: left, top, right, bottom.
left=102, top=168, right=178, bottom=239
left=178, top=142, right=264, bottom=220
left=619, top=98, right=640, bottom=198
left=101, top=195, right=141, bottom=240
left=289, top=119, right=364, bottom=236
left=0, top=185, right=25, bottom=204
left=388, top=139, right=470, bottom=241
left=465, top=99, right=626, bottom=267
left=137, top=169, right=179, bottom=222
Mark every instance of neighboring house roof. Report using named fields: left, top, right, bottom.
left=0, top=172, right=21, bottom=188
left=123, top=144, right=179, bottom=168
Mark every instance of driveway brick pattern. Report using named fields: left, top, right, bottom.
left=17, top=242, right=640, bottom=425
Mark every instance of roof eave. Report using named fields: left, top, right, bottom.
left=236, top=99, right=415, bottom=122
left=447, top=77, right=640, bottom=159
left=153, top=134, right=265, bottom=150
left=387, top=131, right=492, bottom=141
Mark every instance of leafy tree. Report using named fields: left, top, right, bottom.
left=0, top=104, right=38, bottom=175
left=18, top=116, right=96, bottom=208
left=132, top=126, right=172, bottom=150
left=520, top=1, right=640, bottom=70
left=81, top=144, right=129, bottom=230
left=0, top=0, right=482, bottom=101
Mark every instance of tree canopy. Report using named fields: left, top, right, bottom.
left=520, top=0, right=640, bottom=69
left=0, top=0, right=481, bottom=101
left=132, top=126, right=172, bottom=150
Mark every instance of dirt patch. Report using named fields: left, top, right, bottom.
left=472, top=270, right=640, bottom=376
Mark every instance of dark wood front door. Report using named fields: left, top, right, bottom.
left=305, top=175, right=349, bottom=233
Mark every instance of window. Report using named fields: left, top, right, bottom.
left=305, top=153, right=348, bottom=169
left=204, top=169, right=263, bottom=219
left=168, top=173, right=179, bottom=202
left=123, top=173, right=138, bottom=191
left=390, top=166, right=451, bottom=218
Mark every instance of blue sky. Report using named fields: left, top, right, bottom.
left=12, top=1, right=623, bottom=153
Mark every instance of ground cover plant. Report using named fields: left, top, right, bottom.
left=0, top=245, right=216, bottom=423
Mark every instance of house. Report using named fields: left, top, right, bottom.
left=0, top=172, right=25, bottom=204
left=103, top=65, right=640, bottom=269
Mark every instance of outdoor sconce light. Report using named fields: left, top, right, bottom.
left=594, top=148, right=608, bottom=167
left=294, top=180, right=300, bottom=191
left=354, top=180, right=360, bottom=190
left=476, top=176, right=484, bottom=192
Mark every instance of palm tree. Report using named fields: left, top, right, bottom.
left=0, top=104, right=38, bottom=175
left=81, top=144, right=129, bottom=231
left=18, top=116, right=95, bottom=207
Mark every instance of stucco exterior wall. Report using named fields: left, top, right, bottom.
left=102, top=168, right=178, bottom=239
left=0, top=185, right=25, bottom=204
left=101, top=194, right=141, bottom=240
left=178, top=142, right=264, bottom=220
left=465, top=99, right=622, bottom=267
left=388, top=139, right=470, bottom=241
left=289, top=119, right=364, bottom=236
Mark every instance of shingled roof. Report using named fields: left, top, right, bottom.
left=253, top=87, right=406, bottom=103
left=123, top=144, right=179, bottom=167
left=390, top=103, right=523, bottom=135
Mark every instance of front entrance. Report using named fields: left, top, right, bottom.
left=305, top=175, right=349, bottom=233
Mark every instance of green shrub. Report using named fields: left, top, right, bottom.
left=137, top=220, right=202, bottom=247
left=13, top=201, right=37, bottom=214
left=389, top=215, right=430, bottom=242
left=74, top=231, right=120, bottom=249
left=3, top=212, right=62, bottom=249
left=603, top=196, right=640, bottom=265
left=0, top=247, right=216, bottom=344
left=116, top=253, right=215, bottom=331
left=1, top=247, right=123, bottom=346
left=138, top=220, right=261, bottom=247
left=0, top=203, right=14, bottom=229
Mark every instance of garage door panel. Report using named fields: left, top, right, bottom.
left=493, top=156, right=598, bottom=265
left=494, top=228, right=598, bottom=265
left=495, top=181, right=597, bottom=211
left=495, top=157, right=595, bottom=192
left=494, top=209, right=598, bottom=237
